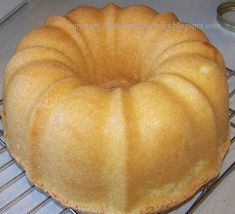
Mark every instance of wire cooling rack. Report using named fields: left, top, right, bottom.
left=0, top=68, right=234, bottom=214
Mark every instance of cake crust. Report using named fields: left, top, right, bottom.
left=2, top=3, right=230, bottom=213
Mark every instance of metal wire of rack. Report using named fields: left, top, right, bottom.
left=0, top=68, right=234, bottom=214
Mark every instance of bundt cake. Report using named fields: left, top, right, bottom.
left=2, top=3, right=230, bottom=214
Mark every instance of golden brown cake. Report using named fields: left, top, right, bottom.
left=2, top=3, right=230, bottom=214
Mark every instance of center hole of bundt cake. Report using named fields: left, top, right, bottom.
left=81, top=66, right=141, bottom=90
left=79, top=44, right=142, bottom=90
left=98, top=77, right=139, bottom=90
left=84, top=60, right=142, bottom=90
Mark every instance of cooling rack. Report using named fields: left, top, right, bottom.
left=0, top=68, right=234, bottom=214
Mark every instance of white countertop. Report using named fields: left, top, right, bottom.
left=0, top=0, right=26, bottom=24
left=0, top=0, right=234, bottom=214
